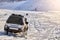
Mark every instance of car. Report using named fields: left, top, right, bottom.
left=4, top=14, right=28, bottom=37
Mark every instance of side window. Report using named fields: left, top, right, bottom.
left=19, top=18, right=24, bottom=25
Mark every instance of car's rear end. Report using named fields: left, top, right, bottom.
left=4, top=14, right=28, bottom=36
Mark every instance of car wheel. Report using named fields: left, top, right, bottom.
left=4, top=27, right=9, bottom=35
left=5, top=30, right=8, bottom=35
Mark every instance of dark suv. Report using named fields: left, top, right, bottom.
left=4, top=14, right=28, bottom=36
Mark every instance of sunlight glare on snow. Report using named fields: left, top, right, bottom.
left=49, top=0, right=60, bottom=11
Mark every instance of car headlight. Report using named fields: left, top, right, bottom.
left=4, top=23, right=10, bottom=27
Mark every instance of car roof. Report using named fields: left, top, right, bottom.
left=11, top=14, right=24, bottom=18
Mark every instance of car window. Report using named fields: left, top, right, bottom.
left=6, top=14, right=24, bottom=25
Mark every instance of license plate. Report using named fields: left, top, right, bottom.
left=10, top=28, right=18, bottom=30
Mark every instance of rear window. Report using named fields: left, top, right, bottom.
left=6, top=14, right=24, bottom=25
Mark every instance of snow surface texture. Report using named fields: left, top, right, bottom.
left=0, top=9, right=60, bottom=40
left=0, top=0, right=60, bottom=11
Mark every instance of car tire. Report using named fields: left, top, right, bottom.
left=5, top=30, right=8, bottom=35
left=4, top=26, right=9, bottom=35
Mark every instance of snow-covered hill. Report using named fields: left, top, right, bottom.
left=0, top=9, right=60, bottom=40
left=15, top=0, right=60, bottom=11
left=0, top=0, right=60, bottom=11
left=0, top=1, right=26, bottom=10
left=0, top=0, right=24, bottom=2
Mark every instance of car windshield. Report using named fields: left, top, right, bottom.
left=6, top=14, right=24, bottom=25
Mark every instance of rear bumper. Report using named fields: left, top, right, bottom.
left=4, top=27, right=22, bottom=33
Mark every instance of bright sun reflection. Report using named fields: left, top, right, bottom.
left=49, top=0, right=60, bottom=11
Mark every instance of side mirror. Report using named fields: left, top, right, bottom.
left=26, top=22, right=28, bottom=24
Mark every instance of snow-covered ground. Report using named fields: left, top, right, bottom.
left=0, top=9, right=60, bottom=40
